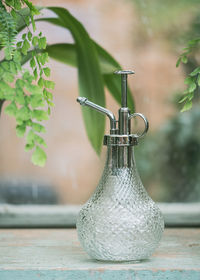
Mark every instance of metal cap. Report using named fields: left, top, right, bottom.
left=114, top=70, right=135, bottom=75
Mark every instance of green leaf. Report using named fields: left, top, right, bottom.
left=1, top=62, right=10, bottom=71
left=190, top=67, right=200, bottom=77
left=16, top=106, right=31, bottom=121
left=11, top=9, right=17, bottom=18
left=188, top=39, right=200, bottom=46
left=4, top=101, right=17, bottom=116
left=24, top=15, right=30, bottom=26
left=31, top=146, right=47, bottom=167
left=38, top=37, right=47, bottom=49
left=26, top=129, right=35, bottom=144
left=45, top=41, right=117, bottom=73
left=16, top=124, right=26, bottom=137
left=188, top=92, right=194, bottom=101
left=30, top=58, right=36, bottom=68
left=4, top=92, right=15, bottom=101
left=197, top=75, right=200, bottom=87
left=0, top=67, right=4, bottom=78
left=4, top=48, right=13, bottom=60
left=0, top=91, right=4, bottom=99
left=23, top=0, right=40, bottom=15
left=25, top=119, right=32, bottom=126
left=15, top=88, right=25, bottom=105
left=32, top=36, right=38, bottom=46
left=3, top=73, right=14, bottom=83
left=32, top=109, right=49, bottom=121
left=46, top=100, right=54, bottom=107
left=30, top=95, right=45, bottom=108
left=9, top=61, right=17, bottom=74
left=43, top=67, right=50, bottom=77
left=184, top=76, right=193, bottom=85
left=46, top=43, right=77, bottom=68
left=45, top=7, right=106, bottom=154
left=17, top=41, right=22, bottom=48
left=28, top=31, right=32, bottom=41
left=48, top=107, right=51, bottom=115
left=32, top=122, right=46, bottom=132
left=38, top=77, right=44, bottom=87
left=34, top=134, right=47, bottom=147
left=38, top=52, right=48, bottom=65
left=22, top=33, right=26, bottom=40
left=45, top=40, right=117, bottom=75
left=188, top=82, right=196, bottom=93
left=13, top=0, right=21, bottom=10
left=23, top=72, right=34, bottom=83
left=15, top=7, right=42, bottom=33
left=25, top=84, right=43, bottom=95
left=176, top=57, right=181, bottom=68
left=30, top=13, right=36, bottom=32
left=6, top=0, right=14, bottom=6
left=181, top=100, right=192, bottom=112
left=21, top=39, right=30, bottom=55
left=13, top=51, right=22, bottom=63
left=16, top=78, right=25, bottom=89
left=43, top=80, right=55, bottom=89
left=33, top=68, right=38, bottom=80
left=0, top=81, right=14, bottom=95
left=179, top=95, right=188, bottom=104
left=43, top=88, right=53, bottom=100
left=181, top=56, right=188, bottom=64
left=25, top=142, right=35, bottom=151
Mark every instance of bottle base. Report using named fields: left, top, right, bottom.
left=92, top=257, right=149, bottom=263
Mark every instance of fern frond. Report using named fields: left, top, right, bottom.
left=0, top=4, right=17, bottom=59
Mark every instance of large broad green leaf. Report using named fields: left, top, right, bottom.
left=37, top=17, right=135, bottom=111
left=46, top=44, right=77, bottom=68
left=46, top=7, right=105, bottom=155
left=46, top=43, right=116, bottom=74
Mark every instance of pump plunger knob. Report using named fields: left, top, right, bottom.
left=114, top=70, right=135, bottom=108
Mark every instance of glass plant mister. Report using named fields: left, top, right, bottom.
left=76, top=70, right=164, bottom=261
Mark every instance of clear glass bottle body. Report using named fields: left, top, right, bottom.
left=76, top=146, right=164, bottom=261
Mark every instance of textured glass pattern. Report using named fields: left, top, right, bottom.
left=77, top=147, right=164, bottom=261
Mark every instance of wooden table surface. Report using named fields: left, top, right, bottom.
left=0, top=228, right=199, bottom=279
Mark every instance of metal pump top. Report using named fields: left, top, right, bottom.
left=77, top=70, right=149, bottom=146
left=114, top=70, right=135, bottom=108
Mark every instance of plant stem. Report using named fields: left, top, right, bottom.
left=0, top=99, right=5, bottom=116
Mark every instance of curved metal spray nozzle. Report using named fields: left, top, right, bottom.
left=77, top=97, right=117, bottom=134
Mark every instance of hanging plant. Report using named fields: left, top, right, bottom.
left=0, top=0, right=134, bottom=166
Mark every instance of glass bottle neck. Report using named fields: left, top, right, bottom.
left=105, top=146, right=136, bottom=169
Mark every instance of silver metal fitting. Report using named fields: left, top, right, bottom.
left=104, top=135, right=138, bottom=146
left=76, top=70, right=149, bottom=148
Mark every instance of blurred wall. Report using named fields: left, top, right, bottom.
left=0, top=0, right=184, bottom=204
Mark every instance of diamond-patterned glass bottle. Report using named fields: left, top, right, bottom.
left=76, top=70, right=164, bottom=261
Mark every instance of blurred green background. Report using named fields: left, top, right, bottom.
left=133, top=0, right=200, bottom=202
